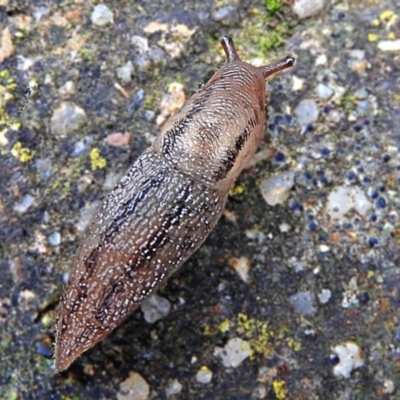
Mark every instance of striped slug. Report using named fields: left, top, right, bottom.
left=55, top=36, right=295, bottom=372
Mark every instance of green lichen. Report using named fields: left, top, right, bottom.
left=11, top=142, right=34, bottom=162
left=272, top=379, right=287, bottom=400
left=264, top=0, right=284, bottom=15
left=89, top=147, right=107, bottom=170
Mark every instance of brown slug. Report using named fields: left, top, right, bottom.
left=55, top=36, right=295, bottom=372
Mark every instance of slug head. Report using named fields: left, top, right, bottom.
left=154, top=36, right=295, bottom=191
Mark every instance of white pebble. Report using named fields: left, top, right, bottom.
left=165, top=379, right=183, bottom=398
left=195, top=366, right=213, bottom=384
left=378, top=40, right=400, bottom=52
left=116, top=61, right=134, bottom=83
left=14, top=194, right=35, bottom=213
left=229, top=256, right=251, bottom=283
left=294, top=99, right=319, bottom=125
left=48, top=231, right=61, bottom=247
left=318, top=289, right=331, bottom=304
left=50, top=101, right=87, bottom=137
left=214, top=338, right=251, bottom=368
left=259, top=171, right=295, bottom=206
left=117, top=371, right=150, bottom=400
left=293, top=0, right=324, bottom=19
left=279, top=222, right=290, bottom=233
left=315, top=83, right=334, bottom=100
left=326, top=186, right=371, bottom=220
left=315, top=54, right=327, bottom=66
left=292, top=75, right=304, bottom=91
left=332, top=342, right=364, bottom=378
left=91, top=4, right=114, bottom=26
left=141, top=293, right=171, bottom=323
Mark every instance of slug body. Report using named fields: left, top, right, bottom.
left=55, top=36, right=295, bottom=372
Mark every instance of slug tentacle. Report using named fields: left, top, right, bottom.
left=55, top=36, right=295, bottom=372
left=260, top=55, right=296, bottom=79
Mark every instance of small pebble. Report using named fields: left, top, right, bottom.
left=50, top=101, right=87, bottom=137
left=213, top=5, right=237, bottom=24
left=214, top=338, right=251, bottom=368
left=91, top=4, right=114, bottom=26
left=382, top=378, right=395, bottom=394
left=195, top=366, right=213, bottom=384
left=293, top=0, right=324, bottom=19
left=165, top=379, right=183, bottom=398
left=290, top=291, right=317, bottom=315
left=117, top=371, right=150, bottom=400
left=228, top=256, right=251, bottom=283
left=332, top=342, right=364, bottom=378
left=378, top=40, right=400, bottom=51
left=259, top=171, right=295, bottom=206
left=252, top=383, right=267, bottom=399
left=106, top=132, right=131, bottom=147
left=326, top=186, right=371, bottom=220
left=316, top=83, right=334, bottom=100
left=58, top=80, right=75, bottom=97
left=294, top=99, right=319, bottom=125
left=318, top=289, right=332, bottom=304
left=48, top=231, right=61, bottom=247
left=128, top=89, right=145, bottom=116
left=14, top=194, right=34, bottom=213
left=116, top=61, right=134, bottom=83
left=141, top=293, right=171, bottom=323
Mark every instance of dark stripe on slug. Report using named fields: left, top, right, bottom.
left=213, top=124, right=253, bottom=181
left=162, top=85, right=215, bottom=156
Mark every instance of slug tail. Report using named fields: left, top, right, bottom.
left=221, top=35, right=241, bottom=62
left=260, top=55, right=296, bottom=79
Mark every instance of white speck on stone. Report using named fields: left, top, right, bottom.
left=116, top=61, right=134, bottom=83
left=50, top=101, right=87, bottom=137
left=72, top=136, right=93, bottom=157
left=48, top=231, right=61, bottom=247
left=196, top=366, right=213, bottom=384
left=315, top=54, right=327, bottom=66
left=332, top=342, right=364, bottom=378
left=91, top=4, right=114, bottom=26
left=319, top=244, right=330, bottom=253
left=378, top=40, right=400, bottom=52
left=259, top=171, right=295, bottom=206
left=354, top=87, right=369, bottom=100
left=14, top=194, right=34, bottom=213
left=290, top=291, right=317, bottom=315
left=293, top=0, right=324, bottom=19
left=19, top=289, right=36, bottom=301
left=318, top=289, right=332, bottom=304
left=245, top=229, right=266, bottom=243
left=214, top=338, right=251, bottom=368
left=326, top=186, right=372, bottom=220
left=315, top=83, right=334, bottom=100
left=279, top=222, right=291, bottom=233
left=165, top=379, right=182, bottom=398
left=292, top=75, right=304, bottom=91
left=117, top=371, right=150, bottom=400
left=294, top=99, right=319, bottom=125
left=141, top=293, right=171, bottom=323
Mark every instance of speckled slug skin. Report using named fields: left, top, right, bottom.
left=55, top=36, right=295, bottom=372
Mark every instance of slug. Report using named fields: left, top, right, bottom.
left=55, top=36, right=295, bottom=372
